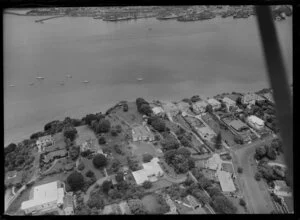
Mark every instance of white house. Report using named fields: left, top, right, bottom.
left=152, top=106, right=165, bottom=115
left=36, top=135, right=54, bottom=152
left=247, top=115, right=265, bottom=130
left=273, top=180, right=292, bottom=197
left=192, top=101, right=208, bottom=114
left=206, top=98, right=221, bottom=110
left=205, top=154, right=222, bottom=171
left=132, top=157, right=164, bottom=185
left=222, top=97, right=236, bottom=111
left=21, top=181, right=65, bottom=215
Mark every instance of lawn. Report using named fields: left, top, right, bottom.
left=141, top=194, right=162, bottom=214
left=80, top=157, right=105, bottom=180
left=131, top=142, right=158, bottom=160
left=114, top=101, right=144, bottom=126
left=52, top=132, right=66, bottom=149
left=201, top=113, right=237, bottom=147
left=6, top=186, right=32, bottom=214
left=76, top=125, right=100, bottom=147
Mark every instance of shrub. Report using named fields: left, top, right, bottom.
left=115, top=171, right=124, bottom=183
left=98, top=136, right=106, bottom=145
left=85, top=170, right=95, bottom=178
left=92, top=154, right=107, bottom=169
left=239, top=198, right=246, bottom=207
left=211, top=195, right=237, bottom=214
left=142, top=154, right=153, bottom=163
left=111, top=129, right=118, bottom=137
left=114, top=144, right=123, bottom=155
left=78, top=162, right=85, bottom=171
left=102, top=180, right=112, bottom=194
left=81, top=149, right=93, bottom=158
left=115, top=125, right=122, bottom=133
left=237, top=167, right=243, bottom=174
left=255, top=172, right=262, bottom=181
left=63, top=126, right=78, bottom=142
left=142, top=181, right=152, bottom=189
left=98, top=119, right=111, bottom=133
left=66, top=171, right=85, bottom=192
left=123, top=104, right=128, bottom=112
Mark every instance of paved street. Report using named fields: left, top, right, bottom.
left=233, top=136, right=275, bottom=213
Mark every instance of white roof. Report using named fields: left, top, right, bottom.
left=38, top=135, right=52, bottom=141
left=207, top=98, right=221, bottom=106
left=217, top=170, right=236, bottom=192
left=152, top=106, right=164, bottom=114
left=248, top=115, right=264, bottom=126
left=205, top=154, right=222, bottom=171
left=223, top=97, right=235, bottom=105
left=21, top=181, right=62, bottom=210
left=193, top=101, right=208, bottom=109
left=132, top=157, right=164, bottom=185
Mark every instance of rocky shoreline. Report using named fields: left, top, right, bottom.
left=16, top=5, right=292, bottom=22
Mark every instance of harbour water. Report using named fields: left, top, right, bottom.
left=4, top=12, right=292, bottom=145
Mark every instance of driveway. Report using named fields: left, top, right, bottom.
left=233, top=136, right=275, bottom=213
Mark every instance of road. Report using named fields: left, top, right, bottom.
left=233, top=136, right=275, bottom=213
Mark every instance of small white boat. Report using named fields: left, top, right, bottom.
left=82, top=80, right=89, bottom=83
left=9, top=84, right=15, bottom=87
left=29, top=82, right=34, bottom=86
left=36, top=76, right=45, bottom=80
left=66, top=74, right=72, bottom=78
left=137, top=77, right=143, bottom=81
left=59, top=82, right=65, bottom=86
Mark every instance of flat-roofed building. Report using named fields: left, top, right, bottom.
left=186, top=195, right=200, bottom=209
left=176, top=101, right=191, bottom=113
left=247, top=115, right=265, bottom=130
left=192, top=101, right=208, bottom=114
left=21, top=181, right=65, bottom=215
left=228, top=119, right=249, bottom=132
left=206, top=98, right=221, bottom=110
left=132, top=157, right=164, bottom=185
left=217, top=170, right=236, bottom=193
left=152, top=106, right=165, bottom=115
left=273, top=180, right=292, bottom=197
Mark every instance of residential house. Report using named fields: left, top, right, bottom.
left=102, top=204, right=122, bottom=214
left=152, top=106, right=165, bottom=116
left=132, top=125, right=155, bottom=142
left=196, top=126, right=216, bottom=142
left=228, top=119, right=249, bottom=132
left=161, top=102, right=179, bottom=116
left=222, top=97, right=236, bottom=111
left=273, top=180, right=292, bottom=197
left=43, top=149, right=68, bottom=164
left=247, top=115, right=265, bottom=130
left=217, top=170, right=236, bottom=193
left=262, top=92, right=275, bottom=104
left=119, top=201, right=131, bottom=214
left=192, top=101, right=208, bottom=115
left=176, top=101, right=191, bottom=113
left=63, top=193, right=74, bottom=215
left=206, top=98, right=221, bottom=110
left=164, top=194, right=177, bottom=214
left=132, top=157, right=164, bottom=185
left=186, top=195, right=200, bottom=209
left=21, top=181, right=65, bottom=215
left=242, top=93, right=265, bottom=106
left=205, top=154, right=222, bottom=171
left=7, top=171, right=17, bottom=179
left=36, top=135, right=54, bottom=152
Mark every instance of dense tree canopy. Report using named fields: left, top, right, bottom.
left=115, top=171, right=124, bottom=183
left=128, top=199, right=148, bottom=214
left=102, top=180, right=113, bottom=194
left=5, top=143, right=17, bottom=155
left=63, top=126, right=78, bottom=142
left=84, top=114, right=98, bottom=126
left=98, top=136, right=106, bottom=145
left=67, top=171, right=85, bottom=192
left=161, top=136, right=180, bottom=151
left=190, top=95, right=201, bottom=103
left=142, top=153, right=153, bottom=163
left=206, top=104, right=213, bottom=113
left=148, top=116, right=166, bottom=132
left=211, top=195, right=237, bottom=214
left=93, top=154, right=107, bottom=169
left=142, top=181, right=152, bottom=189
left=164, top=148, right=195, bottom=174
left=98, top=119, right=111, bottom=133
left=69, top=145, right=80, bottom=161
left=255, top=145, right=267, bottom=160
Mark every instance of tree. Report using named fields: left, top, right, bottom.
left=266, top=145, right=277, bottom=160
left=128, top=199, right=148, bottom=214
left=111, top=159, right=121, bottom=173
left=114, top=144, right=123, bottom=155
left=211, top=195, right=237, bottom=214
left=255, top=145, right=267, bottom=160
left=87, top=193, right=105, bottom=209
left=84, top=114, right=98, bottom=126
left=207, top=186, right=222, bottom=198
left=63, top=126, right=78, bottom=142
left=161, top=137, right=180, bottom=151
left=236, top=96, right=242, bottom=105
left=98, top=119, right=111, bottom=133
left=111, top=129, right=118, bottom=137
left=85, top=170, right=95, bottom=178
left=108, top=188, right=122, bottom=199
left=67, top=171, right=85, bottom=192
left=234, top=136, right=243, bottom=145
left=206, top=104, right=213, bottom=113
left=69, top=146, right=80, bottom=161
left=237, top=167, right=243, bottom=174
left=215, top=133, right=222, bottom=150
left=191, top=95, right=201, bottom=103
left=81, top=149, right=93, bottom=158
left=123, top=103, right=129, bottom=112
left=5, top=143, right=17, bottom=155
left=255, top=172, right=262, bottom=181
left=102, top=180, right=112, bottom=194
left=98, top=136, right=106, bottom=145
left=150, top=117, right=166, bottom=132
left=239, top=198, right=246, bottom=207
left=139, top=104, right=153, bottom=116
left=142, top=181, right=152, bottom=189
left=115, top=125, right=122, bottom=133
left=92, top=154, right=107, bottom=169
left=115, top=171, right=124, bottom=183
left=142, top=154, right=153, bottom=163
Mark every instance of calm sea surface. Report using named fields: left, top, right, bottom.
left=4, top=12, right=293, bottom=145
